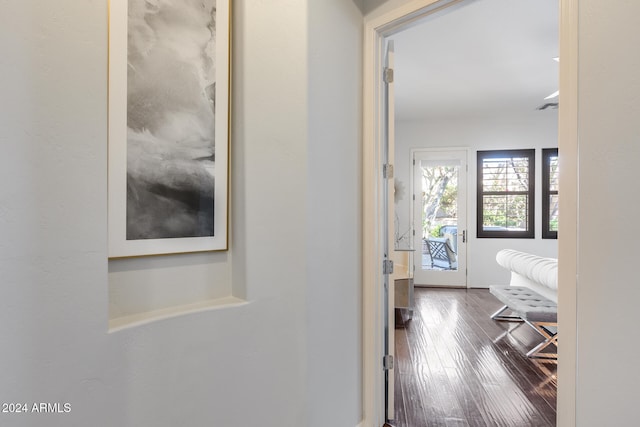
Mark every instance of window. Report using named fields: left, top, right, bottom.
left=542, top=148, right=559, bottom=239
left=477, top=149, right=535, bottom=238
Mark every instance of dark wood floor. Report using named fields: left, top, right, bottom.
left=393, top=288, right=557, bottom=427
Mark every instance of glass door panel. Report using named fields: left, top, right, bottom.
left=413, top=150, right=467, bottom=287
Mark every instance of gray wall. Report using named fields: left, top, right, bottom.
left=0, top=1, right=362, bottom=426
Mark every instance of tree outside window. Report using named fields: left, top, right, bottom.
left=420, top=164, right=458, bottom=239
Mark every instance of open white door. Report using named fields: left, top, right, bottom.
left=382, top=40, right=395, bottom=422
left=413, top=149, right=467, bottom=287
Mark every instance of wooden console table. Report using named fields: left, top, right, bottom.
left=392, top=249, right=415, bottom=323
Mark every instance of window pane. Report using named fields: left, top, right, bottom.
left=505, top=194, right=529, bottom=230
left=549, top=155, right=559, bottom=192
left=483, top=195, right=507, bottom=228
left=542, top=148, right=559, bottom=238
left=482, top=157, right=529, bottom=192
left=482, top=159, right=507, bottom=191
left=506, top=157, right=529, bottom=191
left=549, top=194, right=559, bottom=231
left=420, top=164, right=459, bottom=238
left=482, top=194, right=529, bottom=231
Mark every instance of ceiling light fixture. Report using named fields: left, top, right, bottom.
left=543, top=58, right=560, bottom=100
left=544, top=90, right=559, bottom=100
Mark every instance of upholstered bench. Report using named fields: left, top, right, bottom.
left=495, top=249, right=557, bottom=302
left=490, top=285, right=557, bottom=359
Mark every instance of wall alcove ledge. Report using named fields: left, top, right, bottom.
left=108, top=251, right=246, bottom=332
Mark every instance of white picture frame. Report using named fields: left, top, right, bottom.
left=108, top=0, right=229, bottom=257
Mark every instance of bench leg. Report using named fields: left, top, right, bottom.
left=525, top=321, right=558, bottom=360
left=490, top=305, right=524, bottom=322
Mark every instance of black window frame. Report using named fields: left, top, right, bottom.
left=477, top=149, right=535, bottom=239
left=542, top=148, right=559, bottom=239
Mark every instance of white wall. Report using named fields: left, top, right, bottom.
left=307, top=0, right=363, bottom=425
left=395, top=114, right=558, bottom=287
left=0, top=1, right=362, bottom=426
left=575, top=1, right=640, bottom=425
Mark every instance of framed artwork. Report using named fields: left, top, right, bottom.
left=108, top=0, right=230, bottom=257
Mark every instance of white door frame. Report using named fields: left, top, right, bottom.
left=361, top=0, right=578, bottom=425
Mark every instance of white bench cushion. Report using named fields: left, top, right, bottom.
left=490, top=286, right=557, bottom=323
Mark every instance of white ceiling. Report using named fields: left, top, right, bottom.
left=391, top=0, right=559, bottom=121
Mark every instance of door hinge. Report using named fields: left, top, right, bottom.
left=383, top=259, right=394, bottom=275
left=383, top=354, right=394, bottom=370
left=383, top=164, right=394, bottom=179
left=384, top=67, right=394, bottom=83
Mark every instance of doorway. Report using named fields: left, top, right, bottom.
left=362, top=1, right=577, bottom=426
left=412, top=149, right=467, bottom=287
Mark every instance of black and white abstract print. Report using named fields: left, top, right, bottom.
left=126, top=0, right=217, bottom=239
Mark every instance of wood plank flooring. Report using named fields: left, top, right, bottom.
left=393, top=288, right=557, bottom=427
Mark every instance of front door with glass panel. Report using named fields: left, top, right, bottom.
left=413, top=149, right=467, bottom=287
